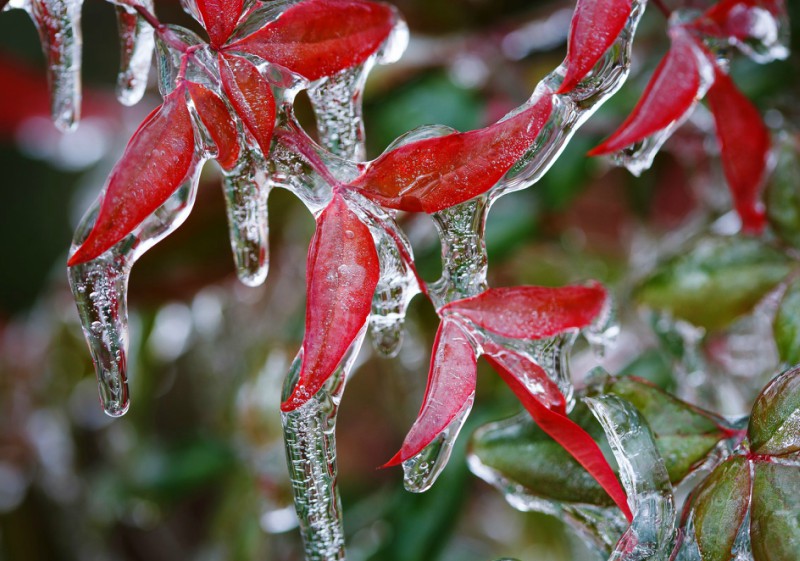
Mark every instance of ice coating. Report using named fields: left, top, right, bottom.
left=114, top=0, right=155, bottom=106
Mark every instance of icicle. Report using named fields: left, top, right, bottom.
left=281, top=328, right=366, bottom=561
left=114, top=0, right=155, bottom=106
left=585, top=394, right=676, bottom=561
left=69, top=166, right=203, bottom=416
left=222, top=149, right=272, bottom=287
left=307, top=66, right=369, bottom=161
left=25, top=0, right=84, bottom=132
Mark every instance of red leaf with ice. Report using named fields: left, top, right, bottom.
left=442, top=282, right=607, bottom=340
left=703, top=0, right=784, bottom=40
left=589, top=29, right=704, bottom=156
left=196, top=0, right=243, bottom=48
left=488, top=357, right=633, bottom=522
left=557, top=0, right=633, bottom=94
left=281, top=194, right=380, bottom=412
left=226, top=0, right=396, bottom=81
left=384, top=319, right=477, bottom=466
left=349, top=94, right=553, bottom=213
left=68, top=86, right=195, bottom=266
left=218, top=53, right=276, bottom=157
left=186, top=82, right=240, bottom=170
left=706, top=67, right=770, bottom=233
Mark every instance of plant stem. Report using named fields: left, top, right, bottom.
left=651, top=0, right=672, bottom=18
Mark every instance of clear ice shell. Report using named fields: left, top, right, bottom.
left=585, top=394, right=676, bottom=561
left=114, top=0, right=155, bottom=106
left=281, top=326, right=367, bottom=561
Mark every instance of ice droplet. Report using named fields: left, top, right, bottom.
left=114, top=0, right=155, bottom=106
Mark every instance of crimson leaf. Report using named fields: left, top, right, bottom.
left=384, top=318, right=477, bottom=466
left=218, top=52, right=276, bottom=157
left=196, top=0, right=243, bottom=48
left=349, top=94, right=553, bottom=213
left=281, top=194, right=380, bottom=411
left=557, top=0, right=633, bottom=94
left=226, top=0, right=396, bottom=82
left=704, top=0, right=784, bottom=40
left=589, top=28, right=704, bottom=156
left=706, top=67, right=770, bottom=233
left=68, top=86, right=195, bottom=266
left=441, top=282, right=606, bottom=340
left=186, top=82, right=240, bottom=170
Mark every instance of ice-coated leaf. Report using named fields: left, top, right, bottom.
left=774, top=279, right=800, bottom=366
left=384, top=319, right=476, bottom=466
left=226, top=0, right=396, bottom=81
left=68, top=87, right=195, bottom=266
left=635, top=236, right=791, bottom=331
left=704, top=0, right=784, bottom=39
left=218, top=52, right=276, bottom=157
left=490, top=359, right=632, bottom=521
left=748, top=365, right=800, bottom=456
left=186, top=82, right=240, bottom=170
left=557, top=0, right=633, bottom=94
left=691, top=457, right=751, bottom=561
left=196, top=0, right=243, bottom=47
left=281, top=194, right=380, bottom=411
left=751, top=462, right=800, bottom=561
left=589, top=28, right=704, bottom=156
left=706, top=68, right=771, bottom=233
left=766, top=136, right=800, bottom=250
left=442, top=282, right=606, bottom=340
left=349, top=94, right=553, bottom=213
left=597, top=376, right=729, bottom=482
left=114, top=1, right=155, bottom=106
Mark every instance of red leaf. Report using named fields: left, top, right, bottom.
left=186, top=82, right=240, bottom=170
left=68, top=86, right=195, bottom=266
left=589, top=28, right=704, bottom=156
left=196, top=0, right=243, bottom=48
left=442, top=282, right=607, bottom=340
left=349, top=94, right=553, bottom=213
left=218, top=52, right=276, bottom=157
left=226, top=0, right=396, bottom=81
left=557, top=0, right=633, bottom=94
left=281, top=194, right=380, bottom=411
left=706, top=67, right=770, bottom=233
left=703, top=0, right=784, bottom=40
left=384, top=319, right=477, bottom=466
left=488, top=356, right=633, bottom=522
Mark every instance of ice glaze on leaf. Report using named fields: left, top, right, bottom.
left=349, top=94, right=553, bottom=213
left=218, top=53, right=276, bottom=157
left=704, top=0, right=784, bottom=40
left=384, top=319, right=477, bottom=466
left=706, top=68, right=770, bottom=233
left=68, top=87, right=195, bottom=266
left=589, top=29, right=703, bottom=156
left=186, top=82, right=240, bottom=170
left=691, top=457, right=751, bottom=561
left=748, top=365, right=800, bottom=456
left=226, top=0, right=395, bottom=81
left=751, top=462, right=800, bottom=561
left=489, top=358, right=633, bottom=521
left=281, top=194, right=380, bottom=411
left=442, top=282, right=606, bottom=340
left=196, top=0, right=243, bottom=47
left=557, top=0, right=633, bottom=94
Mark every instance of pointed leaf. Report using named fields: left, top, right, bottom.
left=489, top=358, right=633, bottom=521
left=196, top=0, right=243, bottom=47
left=281, top=194, right=379, bottom=411
left=751, top=462, right=800, bottom=561
left=748, top=365, right=800, bottom=456
left=218, top=52, right=276, bottom=157
left=557, top=0, right=633, bottom=94
left=186, top=82, right=240, bottom=170
left=691, top=457, right=751, bottom=561
left=68, top=87, right=195, bottom=266
left=704, top=0, right=785, bottom=40
left=706, top=68, right=770, bottom=233
left=384, top=319, right=477, bottom=466
left=442, top=282, right=606, bottom=340
left=349, top=95, right=553, bottom=213
left=227, top=0, right=396, bottom=81
left=589, top=29, right=704, bottom=156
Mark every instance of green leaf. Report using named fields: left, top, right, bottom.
left=748, top=366, right=800, bottom=456
left=774, top=278, right=800, bottom=366
left=766, top=136, right=800, bottom=250
left=635, top=236, right=791, bottom=330
left=600, top=376, right=728, bottom=482
left=692, top=457, right=751, bottom=561
left=751, top=462, right=800, bottom=561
